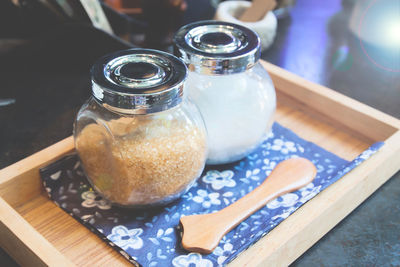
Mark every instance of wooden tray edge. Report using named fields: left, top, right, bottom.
left=229, top=130, right=400, bottom=266
left=0, top=137, right=74, bottom=208
left=0, top=197, right=75, bottom=267
left=262, top=61, right=400, bottom=141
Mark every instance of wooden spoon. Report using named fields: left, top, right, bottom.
left=180, top=157, right=317, bottom=254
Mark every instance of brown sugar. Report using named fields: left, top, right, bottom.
left=75, top=116, right=207, bottom=207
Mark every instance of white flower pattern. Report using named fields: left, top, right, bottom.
left=267, top=193, right=299, bottom=209
left=262, top=158, right=277, bottom=176
left=172, top=253, right=213, bottom=267
left=50, top=170, right=61, bottom=180
left=213, top=243, right=234, bottom=265
left=107, top=225, right=143, bottom=250
left=193, top=189, right=221, bottom=208
left=202, top=170, right=236, bottom=190
left=240, top=169, right=261, bottom=183
left=81, top=190, right=111, bottom=210
left=81, top=214, right=95, bottom=224
left=271, top=139, right=297, bottom=154
left=359, top=149, right=376, bottom=160
left=299, top=183, right=322, bottom=203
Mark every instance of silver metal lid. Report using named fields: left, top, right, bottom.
left=91, top=49, right=187, bottom=114
left=174, top=20, right=261, bottom=75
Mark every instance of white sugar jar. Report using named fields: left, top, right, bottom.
left=174, top=20, right=276, bottom=165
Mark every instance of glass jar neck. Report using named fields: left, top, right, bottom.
left=92, top=93, right=186, bottom=116
left=91, top=81, right=184, bottom=115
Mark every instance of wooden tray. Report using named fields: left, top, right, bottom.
left=1, top=61, right=400, bottom=267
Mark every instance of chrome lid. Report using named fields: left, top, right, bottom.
left=174, top=20, right=261, bottom=75
left=91, top=49, right=187, bottom=114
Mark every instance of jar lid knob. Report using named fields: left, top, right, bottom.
left=174, top=20, right=261, bottom=75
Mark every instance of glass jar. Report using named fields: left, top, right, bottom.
left=174, top=21, right=276, bottom=165
left=73, top=49, right=207, bottom=208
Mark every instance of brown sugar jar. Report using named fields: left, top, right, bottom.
left=73, top=49, right=207, bottom=208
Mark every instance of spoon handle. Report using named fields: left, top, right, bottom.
left=180, top=157, right=317, bottom=254
left=218, top=158, right=316, bottom=231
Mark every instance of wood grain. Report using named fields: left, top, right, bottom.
left=262, top=61, right=400, bottom=142
left=0, top=61, right=399, bottom=266
left=0, top=197, right=74, bottom=267
left=0, top=136, right=74, bottom=208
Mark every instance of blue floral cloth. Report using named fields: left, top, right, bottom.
left=40, top=123, right=383, bottom=267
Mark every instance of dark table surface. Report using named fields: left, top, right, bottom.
left=1, top=0, right=399, bottom=266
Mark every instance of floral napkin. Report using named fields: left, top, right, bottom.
left=40, top=123, right=383, bottom=267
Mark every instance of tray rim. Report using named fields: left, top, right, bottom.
left=1, top=61, right=400, bottom=267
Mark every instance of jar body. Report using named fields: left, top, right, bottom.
left=73, top=97, right=207, bottom=208
left=186, top=62, right=276, bottom=165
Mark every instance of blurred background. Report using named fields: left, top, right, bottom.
left=0, top=0, right=399, bottom=266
